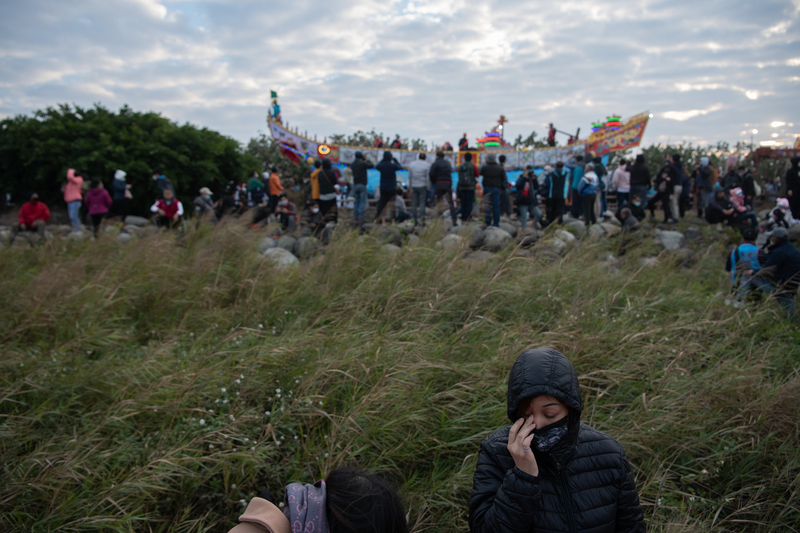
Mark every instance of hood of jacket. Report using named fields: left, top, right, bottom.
left=700, top=156, right=710, bottom=167
left=114, top=170, right=127, bottom=182
left=506, top=348, right=582, bottom=422
left=792, top=156, right=800, bottom=169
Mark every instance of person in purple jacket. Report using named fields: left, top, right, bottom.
left=84, top=178, right=113, bottom=236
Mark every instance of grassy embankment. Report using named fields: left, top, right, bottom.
left=1, top=221, right=798, bottom=532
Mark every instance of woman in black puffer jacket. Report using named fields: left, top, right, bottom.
left=469, top=348, right=645, bottom=533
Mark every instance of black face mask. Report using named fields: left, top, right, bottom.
left=532, top=416, right=569, bottom=452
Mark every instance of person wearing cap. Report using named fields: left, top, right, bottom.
left=749, top=227, right=800, bottom=318
left=151, top=167, right=175, bottom=200
left=111, top=169, right=133, bottom=219
left=469, top=348, right=645, bottom=533
left=10, top=192, right=51, bottom=244
left=480, top=153, right=505, bottom=227
left=194, top=187, right=215, bottom=219
left=725, top=227, right=761, bottom=307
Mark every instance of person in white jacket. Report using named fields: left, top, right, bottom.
left=613, top=160, right=631, bottom=208
left=407, top=154, right=432, bottom=225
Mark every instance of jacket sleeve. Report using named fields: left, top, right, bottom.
left=614, top=451, right=645, bottom=533
left=104, top=190, right=113, bottom=208
left=469, top=442, right=541, bottom=533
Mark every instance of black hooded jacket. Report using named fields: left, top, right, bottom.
left=350, top=154, right=374, bottom=186
left=469, top=349, right=644, bottom=533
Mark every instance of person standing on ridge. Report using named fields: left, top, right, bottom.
left=459, top=132, right=470, bottom=151
left=84, top=178, right=113, bottom=236
left=374, top=151, right=402, bottom=225
left=515, top=165, right=540, bottom=230
left=111, top=170, right=132, bottom=219
left=546, top=162, right=569, bottom=225
left=480, top=153, right=505, bottom=227
left=350, top=152, right=373, bottom=223
left=268, top=167, right=283, bottom=211
left=430, top=151, right=457, bottom=226
left=629, top=155, right=651, bottom=212
left=457, top=153, right=479, bottom=223
left=63, top=168, right=84, bottom=233
left=317, top=160, right=338, bottom=223
left=578, top=162, right=599, bottom=226
left=408, top=153, right=431, bottom=226
left=151, top=167, right=175, bottom=200
left=786, top=156, right=800, bottom=220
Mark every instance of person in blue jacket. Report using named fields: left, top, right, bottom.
left=569, top=156, right=585, bottom=218
left=578, top=163, right=599, bottom=226
left=725, top=227, right=761, bottom=307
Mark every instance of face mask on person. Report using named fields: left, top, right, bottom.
left=633, top=201, right=641, bottom=207
left=279, top=200, right=288, bottom=207
left=311, top=207, right=319, bottom=214
left=30, top=196, right=39, bottom=203
left=533, top=416, right=569, bottom=452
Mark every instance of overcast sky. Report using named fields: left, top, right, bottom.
left=1, top=0, right=798, bottom=149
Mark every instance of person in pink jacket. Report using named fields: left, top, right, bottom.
left=63, top=168, right=84, bottom=233
left=612, top=160, right=631, bottom=207
left=84, top=178, right=113, bottom=236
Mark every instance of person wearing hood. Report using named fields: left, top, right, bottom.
left=628, top=155, right=651, bottom=211
left=84, top=178, right=113, bottom=236
left=619, top=207, right=641, bottom=233
left=10, top=192, right=51, bottom=244
left=111, top=170, right=132, bottom=219
left=429, top=151, right=457, bottom=226
left=545, top=162, right=570, bottom=225
left=375, top=151, right=403, bottom=225
left=457, top=153, right=479, bottom=223
left=722, top=167, right=741, bottom=192
left=739, top=164, right=756, bottom=210
left=693, top=157, right=714, bottom=218
left=350, top=152, right=374, bottom=222
left=568, top=156, right=585, bottom=219
left=469, top=348, right=645, bottom=533
left=408, top=153, right=431, bottom=225
left=669, top=154, right=685, bottom=221
left=766, top=198, right=797, bottom=230
left=750, top=227, right=800, bottom=319
left=514, top=165, right=540, bottom=230
left=786, top=156, right=800, bottom=219
left=63, top=168, right=84, bottom=233
left=578, top=162, right=599, bottom=226
left=151, top=167, right=175, bottom=200
left=229, top=467, right=408, bottom=533
left=729, top=187, right=758, bottom=227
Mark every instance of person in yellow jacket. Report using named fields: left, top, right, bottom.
left=268, top=166, right=283, bottom=211
left=309, top=160, right=322, bottom=204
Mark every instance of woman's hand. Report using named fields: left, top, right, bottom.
left=508, top=416, right=539, bottom=477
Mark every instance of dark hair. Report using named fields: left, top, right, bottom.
left=741, top=227, right=757, bottom=241
left=252, top=170, right=259, bottom=177
left=279, top=192, right=287, bottom=199
left=152, top=167, right=162, bottom=176
left=315, top=160, right=322, bottom=168
left=322, top=159, right=332, bottom=169
left=355, top=151, right=364, bottom=160
left=737, top=165, right=746, bottom=171
left=634, top=154, right=645, bottom=165
left=90, top=178, right=101, bottom=188
left=383, top=151, right=393, bottom=161
left=419, top=153, right=426, bottom=160
left=499, top=154, right=506, bottom=163
left=672, top=153, right=681, bottom=162
left=555, top=161, right=564, bottom=168
left=436, top=151, right=444, bottom=158
left=593, top=157, right=601, bottom=164
left=576, top=155, right=583, bottom=162
left=271, top=166, right=278, bottom=173
left=326, top=467, right=408, bottom=533
left=464, top=153, right=471, bottom=162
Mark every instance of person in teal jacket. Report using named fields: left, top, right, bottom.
left=569, top=156, right=585, bottom=218
left=725, top=227, right=761, bottom=306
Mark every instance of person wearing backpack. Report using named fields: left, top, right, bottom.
left=429, top=151, right=457, bottom=226
left=592, top=156, right=608, bottom=214
left=578, top=163, right=599, bottom=226
left=515, top=166, right=540, bottom=230
left=725, top=227, right=761, bottom=307
left=457, top=153, right=479, bottom=222
left=546, top=162, right=570, bottom=225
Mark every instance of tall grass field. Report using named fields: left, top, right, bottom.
left=1, top=222, right=799, bottom=532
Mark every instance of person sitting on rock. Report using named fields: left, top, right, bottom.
left=765, top=198, right=796, bottom=231
left=616, top=193, right=646, bottom=223
left=618, top=207, right=641, bottom=233
left=749, top=227, right=800, bottom=319
left=728, top=188, right=759, bottom=227
left=274, top=192, right=297, bottom=232
left=725, top=227, right=761, bottom=307
left=10, top=191, right=50, bottom=244
left=706, top=187, right=736, bottom=227
left=194, top=187, right=215, bottom=218
left=150, top=188, right=184, bottom=229
left=307, top=201, right=324, bottom=236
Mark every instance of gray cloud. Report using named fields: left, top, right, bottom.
left=1, top=0, right=798, bottom=148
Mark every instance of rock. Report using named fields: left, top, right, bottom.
left=379, top=243, right=401, bottom=255
left=517, top=230, right=543, bottom=248
left=123, top=224, right=144, bottom=234
left=293, top=236, right=319, bottom=258
left=499, top=222, right=518, bottom=237
left=438, top=234, right=463, bottom=250
left=483, top=227, right=512, bottom=251
left=458, top=225, right=485, bottom=248
left=587, top=224, right=607, bottom=238
left=655, top=230, right=686, bottom=251
left=547, top=238, right=567, bottom=255
left=464, top=250, right=495, bottom=262
left=554, top=229, right=576, bottom=244
left=258, top=237, right=277, bottom=252
left=124, top=215, right=149, bottom=227
left=320, top=226, right=334, bottom=245
left=684, top=226, right=702, bottom=241
left=756, top=233, right=769, bottom=247
left=639, top=257, right=660, bottom=268
left=597, top=253, right=617, bottom=263
left=598, top=222, right=620, bottom=235
left=407, top=234, right=420, bottom=246
left=117, top=232, right=132, bottom=244
left=263, top=247, right=299, bottom=268
left=57, top=225, right=73, bottom=235
left=376, top=227, right=402, bottom=247
left=604, top=216, right=621, bottom=227
left=277, top=235, right=296, bottom=252
left=564, top=219, right=586, bottom=237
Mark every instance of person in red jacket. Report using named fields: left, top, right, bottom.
left=150, top=188, right=184, bottom=229
left=10, top=192, right=51, bottom=244
left=84, top=178, right=113, bottom=236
